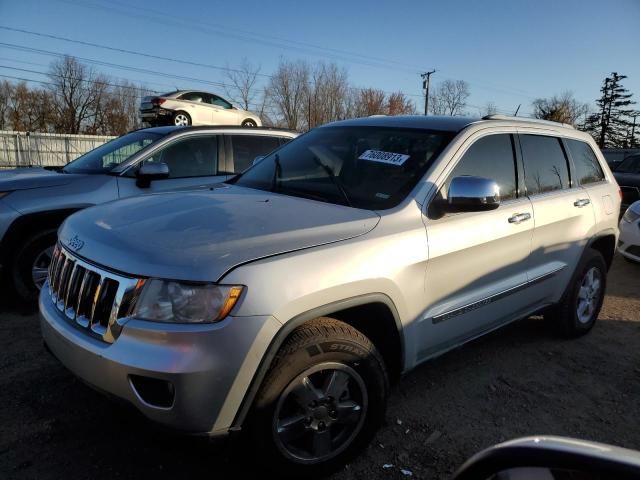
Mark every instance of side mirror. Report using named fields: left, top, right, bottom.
left=453, top=436, right=640, bottom=480
left=252, top=156, right=265, bottom=166
left=136, top=162, right=170, bottom=188
left=448, top=176, right=500, bottom=212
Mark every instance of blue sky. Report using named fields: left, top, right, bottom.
left=1, top=0, right=639, bottom=117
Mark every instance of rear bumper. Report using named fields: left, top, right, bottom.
left=40, top=286, right=278, bottom=435
left=139, top=108, right=173, bottom=124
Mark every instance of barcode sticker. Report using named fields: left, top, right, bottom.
left=358, top=149, right=410, bottom=166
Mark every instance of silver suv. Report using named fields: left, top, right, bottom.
left=40, top=115, right=620, bottom=475
left=0, top=126, right=296, bottom=303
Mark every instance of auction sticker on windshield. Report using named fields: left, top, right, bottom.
left=358, top=149, right=410, bottom=166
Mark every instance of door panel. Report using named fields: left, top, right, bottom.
left=420, top=198, right=534, bottom=359
left=518, top=133, right=596, bottom=305
left=418, top=132, right=533, bottom=361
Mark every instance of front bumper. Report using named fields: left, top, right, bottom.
left=40, top=286, right=278, bottom=434
left=619, top=218, right=640, bottom=262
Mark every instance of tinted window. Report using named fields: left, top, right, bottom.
left=520, top=135, right=570, bottom=194
left=447, top=134, right=517, bottom=201
left=565, top=139, right=605, bottom=185
left=144, top=136, right=218, bottom=178
left=210, top=95, right=232, bottom=109
left=234, top=126, right=455, bottom=210
left=230, top=135, right=282, bottom=172
left=180, top=92, right=205, bottom=102
left=615, top=154, right=640, bottom=174
left=63, top=130, right=164, bottom=174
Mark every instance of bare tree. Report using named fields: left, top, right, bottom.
left=224, top=58, right=261, bottom=111
left=0, top=80, right=13, bottom=130
left=8, top=82, right=54, bottom=132
left=351, top=88, right=387, bottom=117
left=268, top=59, right=310, bottom=130
left=532, top=91, right=589, bottom=126
left=430, top=79, right=470, bottom=116
left=47, top=55, right=108, bottom=134
left=387, top=92, right=416, bottom=115
left=305, top=62, right=349, bottom=129
left=479, top=101, right=498, bottom=117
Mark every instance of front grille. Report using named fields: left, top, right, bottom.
left=47, top=245, right=144, bottom=343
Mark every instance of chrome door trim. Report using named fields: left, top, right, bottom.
left=431, top=265, right=566, bottom=324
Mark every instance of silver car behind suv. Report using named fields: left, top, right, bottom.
left=40, top=115, right=620, bottom=476
left=0, top=126, right=296, bottom=303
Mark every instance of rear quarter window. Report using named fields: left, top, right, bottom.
left=565, top=139, right=605, bottom=185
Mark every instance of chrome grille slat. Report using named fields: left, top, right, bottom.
left=46, top=244, right=140, bottom=344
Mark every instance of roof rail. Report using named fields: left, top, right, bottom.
left=481, top=114, right=575, bottom=129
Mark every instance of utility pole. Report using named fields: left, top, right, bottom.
left=421, top=70, right=436, bottom=115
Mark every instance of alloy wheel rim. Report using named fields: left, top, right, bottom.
left=32, top=245, right=54, bottom=290
left=174, top=114, right=189, bottom=126
left=577, top=266, right=602, bottom=324
left=273, top=362, right=368, bottom=464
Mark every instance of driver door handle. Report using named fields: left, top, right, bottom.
left=508, top=212, right=531, bottom=224
left=574, top=198, right=591, bottom=207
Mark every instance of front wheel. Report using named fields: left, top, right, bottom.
left=241, top=119, right=258, bottom=127
left=246, top=318, right=388, bottom=477
left=544, top=249, right=607, bottom=337
left=12, top=230, right=57, bottom=304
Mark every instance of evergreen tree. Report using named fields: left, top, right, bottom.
left=583, top=72, right=635, bottom=148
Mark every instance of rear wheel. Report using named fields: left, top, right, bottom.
left=172, top=111, right=191, bottom=126
left=544, top=249, right=607, bottom=337
left=242, top=119, right=258, bottom=127
left=246, top=318, right=388, bottom=477
left=12, top=229, right=57, bottom=304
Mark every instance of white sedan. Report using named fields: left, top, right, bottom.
left=619, top=200, right=640, bottom=264
left=140, top=90, right=262, bottom=127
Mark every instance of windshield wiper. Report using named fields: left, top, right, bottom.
left=311, top=157, right=353, bottom=207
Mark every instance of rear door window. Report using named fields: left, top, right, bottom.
left=230, top=135, right=282, bottom=172
left=519, top=134, right=570, bottom=195
left=565, top=139, right=605, bottom=185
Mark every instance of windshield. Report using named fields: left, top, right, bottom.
left=233, top=126, right=455, bottom=209
left=615, top=155, right=640, bottom=174
left=62, top=131, right=165, bottom=174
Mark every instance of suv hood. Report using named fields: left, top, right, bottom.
left=59, top=185, right=380, bottom=282
left=0, top=167, right=74, bottom=191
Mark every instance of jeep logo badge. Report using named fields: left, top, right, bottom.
left=67, top=235, right=84, bottom=252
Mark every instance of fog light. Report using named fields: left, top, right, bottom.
left=129, top=375, right=175, bottom=409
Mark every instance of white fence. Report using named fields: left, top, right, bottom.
left=0, top=131, right=116, bottom=168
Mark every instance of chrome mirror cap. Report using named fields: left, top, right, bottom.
left=448, top=176, right=501, bottom=212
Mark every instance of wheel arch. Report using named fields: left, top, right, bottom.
left=586, top=228, right=617, bottom=270
left=231, top=293, right=404, bottom=431
left=1, top=207, right=89, bottom=263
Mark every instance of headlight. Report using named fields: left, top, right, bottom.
left=132, top=279, right=243, bottom=323
left=622, top=206, right=640, bottom=224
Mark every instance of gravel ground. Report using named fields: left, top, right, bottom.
left=1, top=255, right=638, bottom=479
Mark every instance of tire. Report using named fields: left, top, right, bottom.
left=245, top=317, right=388, bottom=477
left=241, top=119, right=258, bottom=127
left=544, top=248, right=607, bottom=338
left=12, top=229, right=57, bottom=305
left=172, top=111, right=191, bottom=126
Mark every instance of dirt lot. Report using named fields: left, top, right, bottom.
left=1, top=255, right=639, bottom=480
